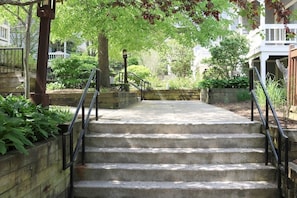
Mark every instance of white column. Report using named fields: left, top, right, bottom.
left=260, top=53, right=269, bottom=83
left=249, top=58, right=254, bottom=68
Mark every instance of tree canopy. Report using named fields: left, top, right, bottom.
left=1, top=0, right=292, bottom=88
left=203, top=34, right=249, bottom=79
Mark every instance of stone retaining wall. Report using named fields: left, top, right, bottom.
left=0, top=121, right=81, bottom=198
left=48, top=90, right=139, bottom=109
left=0, top=138, right=69, bottom=198
left=143, top=90, right=200, bottom=100
left=200, top=88, right=249, bottom=104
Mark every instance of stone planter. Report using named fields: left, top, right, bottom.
left=200, top=88, right=249, bottom=104
left=0, top=121, right=81, bottom=198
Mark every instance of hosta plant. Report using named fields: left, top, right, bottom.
left=0, top=95, right=71, bottom=155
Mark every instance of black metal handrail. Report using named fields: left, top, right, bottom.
left=249, top=67, right=289, bottom=197
left=116, top=71, right=150, bottom=100
left=0, top=47, right=24, bottom=73
left=62, top=68, right=100, bottom=198
left=127, top=72, right=150, bottom=100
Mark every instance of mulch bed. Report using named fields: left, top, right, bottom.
left=213, top=101, right=297, bottom=129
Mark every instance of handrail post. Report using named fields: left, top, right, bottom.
left=96, top=69, right=100, bottom=121
left=81, top=103, right=85, bottom=165
left=21, top=48, right=24, bottom=76
left=266, top=99, right=269, bottom=128
left=285, top=137, right=289, bottom=191
left=249, top=68, right=254, bottom=121
left=69, top=128, right=74, bottom=198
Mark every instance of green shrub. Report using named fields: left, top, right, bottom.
left=197, top=76, right=248, bottom=89
left=128, top=65, right=151, bottom=83
left=47, top=82, right=65, bottom=90
left=51, top=55, right=97, bottom=88
left=115, top=65, right=151, bottom=85
left=0, top=95, right=71, bottom=155
left=167, top=77, right=196, bottom=90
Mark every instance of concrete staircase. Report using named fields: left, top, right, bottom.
left=73, top=122, right=277, bottom=198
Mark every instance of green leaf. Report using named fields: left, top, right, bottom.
left=0, top=140, right=7, bottom=155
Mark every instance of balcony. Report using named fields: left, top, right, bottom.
left=247, top=24, right=297, bottom=58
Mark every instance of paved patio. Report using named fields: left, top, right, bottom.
left=96, top=100, right=251, bottom=124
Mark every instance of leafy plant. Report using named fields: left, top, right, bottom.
left=51, top=55, right=97, bottom=88
left=158, top=39, right=194, bottom=77
left=204, top=33, right=249, bottom=79
left=47, top=82, right=65, bottom=90
left=198, top=76, right=249, bottom=89
left=0, top=95, right=71, bottom=155
left=167, top=77, right=197, bottom=90
left=255, top=77, right=286, bottom=109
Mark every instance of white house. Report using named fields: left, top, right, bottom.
left=242, top=0, right=297, bottom=82
left=0, top=24, right=10, bottom=46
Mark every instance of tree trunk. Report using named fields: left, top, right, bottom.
left=98, top=32, right=110, bottom=88
left=24, top=5, right=33, bottom=98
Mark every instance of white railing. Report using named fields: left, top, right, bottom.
left=48, top=51, right=69, bottom=60
left=264, top=24, right=297, bottom=44
left=0, top=24, right=10, bottom=45
left=247, top=24, right=297, bottom=55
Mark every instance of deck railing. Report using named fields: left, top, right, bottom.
left=247, top=24, right=297, bottom=54
left=48, top=51, right=69, bottom=60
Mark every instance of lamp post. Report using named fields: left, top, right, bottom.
left=122, top=49, right=129, bottom=91
left=31, top=0, right=59, bottom=107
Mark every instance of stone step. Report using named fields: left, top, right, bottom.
left=73, top=180, right=278, bottom=198
left=74, top=163, right=276, bottom=182
left=83, top=147, right=265, bottom=164
left=74, top=121, right=277, bottom=198
left=88, top=122, right=261, bottom=134
left=85, top=133, right=265, bottom=148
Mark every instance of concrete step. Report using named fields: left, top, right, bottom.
left=74, top=122, right=277, bottom=198
left=88, top=122, right=262, bottom=134
left=74, top=163, right=276, bottom=182
left=83, top=147, right=265, bottom=164
left=85, top=133, right=265, bottom=148
left=73, top=180, right=278, bottom=198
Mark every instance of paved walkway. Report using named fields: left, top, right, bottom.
left=97, top=100, right=251, bottom=124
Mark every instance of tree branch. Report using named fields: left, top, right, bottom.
left=0, top=0, right=41, bottom=6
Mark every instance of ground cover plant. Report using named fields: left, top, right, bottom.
left=0, top=95, right=72, bottom=155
